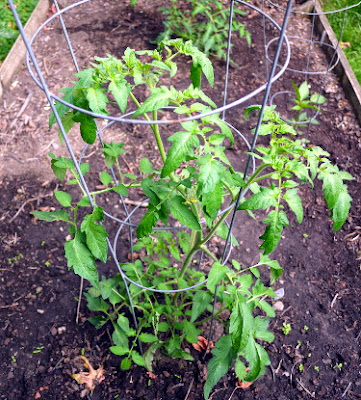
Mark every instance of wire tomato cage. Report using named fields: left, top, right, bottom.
left=7, top=0, right=350, bottom=347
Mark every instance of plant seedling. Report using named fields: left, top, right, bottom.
left=282, top=323, right=292, bottom=335
left=289, top=81, right=327, bottom=132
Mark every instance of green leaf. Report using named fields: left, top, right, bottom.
left=100, top=171, right=112, bottom=185
left=117, top=315, right=130, bottom=334
left=332, top=186, right=352, bottom=231
left=81, top=207, right=108, bottom=262
left=113, top=184, right=128, bottom=197
left=204, top=335, right=235, bottom=399
left=113, top=324, right=129, bottom=347
left=64, top=232, right=99, bottom=285
left=161, top=131, right=199, bottom=177
left=31, top=210, right=70, bottom=223
left=54, top=191, right=72, bottom=207
left=191, top=291, right=213, bottom=322
left=158, top=322, right=170, bottom=332
left=183, top=320, right=201, bottom=343
left=239, top=187, right=278, bottom=211
left=143, top=342, right=162, bottom=372
left=139, top=158, right=154, bottom=174
left=133, top=86, right=172, bottom=117
left=202, top=183, right=223, bottom=224
left=109, top=80, right=131, bottom=113
left=110, top=346, right=129, bottom=356
left=320, top=172, right=343, bottom=210
left=136, top=209, right=159, bottom=238
left=198, top=157, right=225, bottom=194
left=131, top=351, right=146, bottom=367
left=190, top=62, right=202, bottom=88
left=230, top=300, right=253, bottom=352
left=49, top=87, right=74, bottom=127
left=258, top=254, right=283, bottom=284
left=86, top=87, right=108, bottom=115
left=242, top=337, right=270, bottom=382
left=253, top=317, right=274, bottom=342
left=139, top=333, right=158, bottom=343
left=235, top=359, right=247, bottom=381
left=310, top=93, right=327, bottom=104
left=257, top=300, right=275, bottom=317
left=73, top=112, right=97, bottom=144
left=298, top=81, right=310, bottom=102
left=283, top=188, right=303, bottom=223
left=60, top=111, right=75, bottom=135
left=120, top=357, right=132, bottom=370
left=84, top=292, right=109, bottom=312
left=169, top=195, right=201, bottom=231
left=216, top=223, right=239, bottom=246
left=259, top=210, right=289, bottom=254
left=207, top=262, right=229, bottom=293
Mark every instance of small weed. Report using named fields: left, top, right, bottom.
left=44, top=261, right=51, bottom=267
left=11, top=355, right=16, bottom=363
left=303, top=233, right=309, bottom=239
left=282, top=322, right=292, bottom=335
left=299, top=363, right=304, bottom=372
left=303, top=325, right=309, bottom=331
left=41, top=241, right=46, bottom=246
left=297, top=340, right=302, bottom=347
left=336, top=363, right=343, bottom=371
left=174, top=374, right=181, bottom=379
left=33, top=346, right=44, bottom=354
left=314, top=365, right=319, bottom=372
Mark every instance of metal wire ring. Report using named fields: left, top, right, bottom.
left=25, top=0, right=291, bottom=126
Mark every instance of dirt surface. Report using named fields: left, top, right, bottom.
left=1, top=1, right=361, bottom=399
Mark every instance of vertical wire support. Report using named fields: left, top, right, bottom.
left=262, top=0, right=270, bottom=89
left=7, top=0, right=140, bottom=336
left=52, top=0, right=80, bottom=73
left=222, top=0, right=235, bottom=121
left=205, top=0, right=294, bottom=357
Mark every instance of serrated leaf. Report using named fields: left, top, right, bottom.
left=191, top=291, right=213, bottom=322
left=242, top=337, right=270, bottom=382
left=133, top=86, right=172, bottom=117
left=161, top=131, right=199, bottom=177
left=259, top=210, right=289, bottom=254
left=230, top=300, right=253, bottom=352
left=110, top=346, right=129, bottom=356
left=332, top=186, right=351, bottom=231
left=202, top=183, right=223, bottom=223
left=190, top=62, right=202, bottom=88
left=283, top=188, right=303, bottom=223
left=298, top=81, right=310, bottom=102
left=81, top=207, right=108, bottom=262
left=139, top=333, right=158, bottom=343
left=238, top=187, right=278, bottom=211
left=31, top=210, right=70, bottom=223
left=204, top=335, right=235, bottom=399
left=73, top=112, right=97, bottom=144
left=158, top=322, right=170, bottom=332
left=169, top=195, right=201, bottom=231
left=235, top=359, right=247, bottom=381
left=113, top=324, right=129, bottom=347
left=131, top=351, right=146, bottom=367
left=49, top=87, right=74, bottom=127
left=120, top=357, right=132, bottom=370
left=100, top=171, right=112, bottom=185
left=84, top=292, right=109, bottom=312
left=257, top=300, right=275, bottom=317
left=144, top=342, right=162, bottom=372
left=109, top=80, right=131, bottom=113
left=320, top=172, right=343, bottom=210
left=136, top=209, right=159, bottom=238
left=207, top=262, right=229, bottom=293
left=198, top=157, right=225, bottom=194
left=113, top=184, right=128, bottom=197
left=183, top=320, right=201, bottom=343
left=139, top=158, right=153, bottom=174
left=64, top=232, right=99, bottom=285
left=216, top=223, right=240, bottom=246
left=310, top=93, right=327, bottom=104
left=54, top=190, right=72, bottom=207
left=86, top=87, right=108, bottom=115
left=117, top=315, right=130, bottom=334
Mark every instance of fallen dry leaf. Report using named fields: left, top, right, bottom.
left=192, top=336, right=214, bottom=354
left=71, top=356, right=105, bottom=391
left=340, top=41, right=352, bottom=49
left=236, top=380, right=254, bottom=389
left=146, top=371, right=158, bottom=379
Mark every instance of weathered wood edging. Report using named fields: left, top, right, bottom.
left=313, top=0, right=361, bottom=124
left=0, top=0, right=49, bottom=100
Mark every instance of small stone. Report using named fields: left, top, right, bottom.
left=163, top=370, right=170, bottom=377
left=51, top=327, right=57, bottom=336
left=37, top=309, right=45, bottom=314
left=273, top=301, right=284, bottom=312
left=57, top=326, right=66, bottom=335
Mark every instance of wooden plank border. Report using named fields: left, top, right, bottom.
left=0, top=0, right=50, bottom=99
left=313, top=1, right=361, bottom=124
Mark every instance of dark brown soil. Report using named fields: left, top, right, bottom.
left=0, top=1, right=361, bottom=399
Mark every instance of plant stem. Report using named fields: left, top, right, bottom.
left=199, top=245, right=219, bottom=262
left=178, top=231, right=201, bottom=280
left=152, top=110, right=167, bottom=163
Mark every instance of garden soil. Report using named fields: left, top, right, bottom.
left=0, top=1, right=360, bottom=399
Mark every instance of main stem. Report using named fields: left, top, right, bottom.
left=178, top=230, right=201, bottom=280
